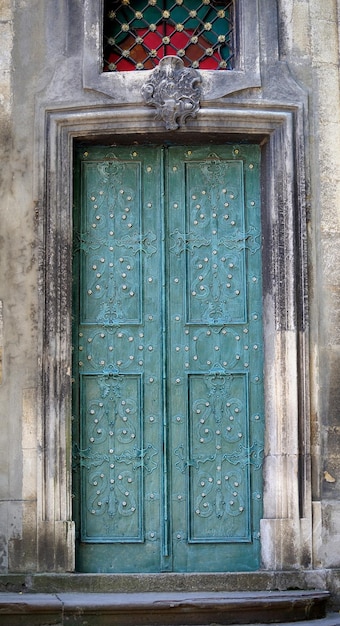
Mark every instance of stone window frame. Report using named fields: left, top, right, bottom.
left=38, top=102, right=311, bottom=571
left=83, top=0, right=261, bottom=102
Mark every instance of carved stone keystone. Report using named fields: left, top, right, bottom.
left=141, top=56, right=202, bottom=130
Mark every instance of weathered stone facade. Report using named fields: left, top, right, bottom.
left=1, top=0, right=340, bottom=605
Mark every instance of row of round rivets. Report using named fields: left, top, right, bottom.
left=197, top=490, right=243, bottom=502
left=173, top=364, right=253, bottom=371
left=196, top=271, right=234, bottom=281
left=190, top=214, right=239, bottom=226
left=89, top=188, right=133, bottom=200
left=88, top=428, right=136, bottom=442
left=196, top=404, right=241, bottom=415
left=89, top=193, right=155, bottom=214
left=191, top=273, right=244, bottom=287
left=79, top=357, right=259, bottom=372
left=173, top=344, right=258, bottom=351
left=79, top=331, right=144, bottom=338
left=89, top=194, right=132, bottom=204
left=90, top=503, right=136, bottom=514
left=124, top=149, right=247, bottom=159
left=90, top=220, right=134, bottom=229
left=87, top=259, right=244, bottom=276
left=92, top=485, right=132, bottom=493
left=171, top=201, right=256, bottom=209
left=171, top=313, right=259, bottom=321
left=196, top=259, right=235, bottom=269
left=172, top=255, right=242, bottom=268
left=79, top=360, right=156, bottom=369
left=84, top=156, right=255, bottom=170
left=173, top=373, right=262, bottom=382
left=87, top=287, right=135, bottom=297
left=173, top=414, right=261, bottom=422
left=90, top=259, right=133, bottom=267
left=191, top=288, right=241, bottom=296
left=199, top=477, right=241, bottom=487
left=78, top=361, right=158, bottom=370
left=92, top=475, right=134, bottom=485
left=79, top=326, right=256, bottom=340
left=88, top=398, right=137, bottom=416
left=88, top=434, right=136, bottom=443
left=172, top=277, right=244, bottom=286
left=195, top=504, right=244, bottom=514
left=198, top=433, right=243, bottom=444
left=191, top=211, right=236, bottom=219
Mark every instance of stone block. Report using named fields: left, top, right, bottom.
left=0, top=443, right=9, bottom=497
left=0, top=23, right=12, bottom=72
left=8, top=501, right=37, bottom=573
left=313, top=67, right=340, bottom=125
left=7, top=502, right=22, bottom=540
left=321, top=456, right=340, bottom=499
left=316, top=178, right=340, bottom=234
left=316, top=501, right=340, bottom=567
left=0, top=74, right=11, bottom=115
left=316, top=123, right=340, bottom=184
left=292, top=4, right=311, bottom=57
left=260, top=518, right=302, bottom=569
left=22, top=388, right=37, bottom=450
left=321, top=239, right=340, bottom=286
left=326, top=569, right=340, bottom=609
left=311, top=18, right=339, bottom=66
left=22, top=447, right=37, bottom=501
left=0, top=0, right=12, bottom=21
left=310, top=0, right=337, bottom=24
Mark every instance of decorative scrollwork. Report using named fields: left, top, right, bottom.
left=141, top=56, right=201, bottom=130
left=223, top=441, right=264, bottom=470
left=219, top=225, right=261, bottom=254
left=170, top=228, right=210, bottom=256
left=116, top=230, right=157, bottom=256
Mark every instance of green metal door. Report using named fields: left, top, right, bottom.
left=73, top=144, right=264, bottom=573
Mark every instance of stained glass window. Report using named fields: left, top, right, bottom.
left=103, top=0, right=235, bottom=71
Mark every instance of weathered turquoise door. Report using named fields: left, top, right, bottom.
left=73, top=144, right=264, bottom=573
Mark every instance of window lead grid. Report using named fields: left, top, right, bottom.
left=103, top=0, right=235, bottom=71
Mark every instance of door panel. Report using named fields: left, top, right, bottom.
left=73, top=144, right=264, bottom=573
left=73, top=147, right=164, bottom=572
left=166, top=147, right=263, bottom=571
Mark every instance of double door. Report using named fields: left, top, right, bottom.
left=72, top=144, right=264, bottom=572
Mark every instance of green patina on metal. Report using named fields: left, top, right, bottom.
left=72, top=144, right=264, bottom=573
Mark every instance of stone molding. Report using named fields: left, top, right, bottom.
left=37, top=101, right=311, bottom=571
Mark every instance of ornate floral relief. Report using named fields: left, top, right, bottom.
left=73, top=373, right=158, bottom=538
left=141, top=56, right=202, bottom=130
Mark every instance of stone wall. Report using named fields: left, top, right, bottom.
left=0, top=0, right=14, bottom=572
left=278, top=0, right=340, bottom=571
left=1, top=0, right=340, bottom=597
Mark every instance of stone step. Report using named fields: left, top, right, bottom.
left=243, top=613, right=340, bottom=626
left=0, top=571, right=332, bottom=594
left=0, top=590, right=330, bottom=626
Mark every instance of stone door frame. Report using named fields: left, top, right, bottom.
left=37, top=102, right=310, bottom=572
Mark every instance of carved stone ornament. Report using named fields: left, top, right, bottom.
left=141, top=56, right=202, bottom=130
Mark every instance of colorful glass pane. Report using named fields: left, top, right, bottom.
left=103, top=0, right=235, bottom=71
